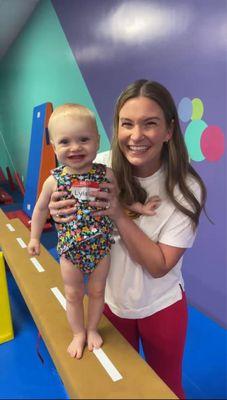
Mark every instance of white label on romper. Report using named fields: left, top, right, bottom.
left=71, top=180, right=99, bottom=201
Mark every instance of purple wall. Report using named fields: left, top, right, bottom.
left=52, top=0, right=226, bottom=327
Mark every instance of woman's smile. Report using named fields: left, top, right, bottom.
left=127, top=144, right=151, bottom=153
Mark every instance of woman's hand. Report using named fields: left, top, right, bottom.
left=49, top=190, right=76, bottom=223
left=89, top=176, right=124, bottom=222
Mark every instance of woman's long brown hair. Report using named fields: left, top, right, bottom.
left=111, top=79, right=207, bottom=228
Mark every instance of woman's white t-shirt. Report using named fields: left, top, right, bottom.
left=95, top=151, right=201, bottom=319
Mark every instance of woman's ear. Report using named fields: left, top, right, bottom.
left=164, top=131, right=172, bottom=143
left=166, top=119, right=174, bottom=142
left=166, top=131, right=173, bottom=142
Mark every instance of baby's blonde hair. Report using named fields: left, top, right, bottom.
left=48, top=103, right=98, bottom=139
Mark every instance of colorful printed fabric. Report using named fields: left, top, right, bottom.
left=52, top=163, right=114, bottom=273
left=64, top=235, right=112, bottom=274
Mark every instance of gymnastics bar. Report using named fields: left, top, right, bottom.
left=0, top=209, right=177, bottom=399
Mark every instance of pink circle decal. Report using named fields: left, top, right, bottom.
left=201, top=125, right=225, bottom=161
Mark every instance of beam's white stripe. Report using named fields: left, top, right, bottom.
left=51, top=286, right=123, bottom=382
left=16, top=237, right=27, bottom=248
left=93, top=348, right=123, bottom=382
left=51, top=287, right=66, bottom=310
left=6, top=223, right=15, bottom=231
left=30, top=257, right=45, bottom=272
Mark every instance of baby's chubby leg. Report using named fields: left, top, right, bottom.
left=60, top=255, right=86, bottom=359
left=87, top=254, right=110, bottom=351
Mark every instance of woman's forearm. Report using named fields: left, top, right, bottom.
left=114, top=212, right=168, bottom=278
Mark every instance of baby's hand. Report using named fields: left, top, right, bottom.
left=27, top=239, right=40, bottom=256
left=142, top=195, right=161, bottom=216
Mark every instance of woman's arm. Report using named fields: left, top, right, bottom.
left=113, top=211, right=186, bottom=277
left=90, top=178, right=186, bottom=278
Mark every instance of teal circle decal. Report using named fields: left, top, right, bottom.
left=184, top=120, right=207, bottom=161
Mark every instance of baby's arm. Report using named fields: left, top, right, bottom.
left=128, top=195, right=161, bottom=216
left=28, top=176, right=56, bottom=256
left=104, top=168, right=161, bottom=216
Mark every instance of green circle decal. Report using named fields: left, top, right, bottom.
left=191, top=98, right=204, bottom=120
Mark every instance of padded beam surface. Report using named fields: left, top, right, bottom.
left=0, top=209, right=177, bottom=399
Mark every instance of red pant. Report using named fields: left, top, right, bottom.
left=104, top=289, right=187, bottom=399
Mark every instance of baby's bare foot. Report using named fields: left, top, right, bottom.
left=87, top=330, right=103, bottom=351
left=67, top=331, right=86, bottom=359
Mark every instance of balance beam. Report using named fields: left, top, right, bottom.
left=0, top=209, right=177, bottom=399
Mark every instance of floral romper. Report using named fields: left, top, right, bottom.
left=52, top=163, right=114, bottom=274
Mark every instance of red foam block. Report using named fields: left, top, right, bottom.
left=0, top=187, right=13, bottom=204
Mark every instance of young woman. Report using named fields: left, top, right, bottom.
left=49, top=80, right=206, bottom=398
